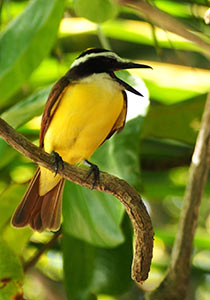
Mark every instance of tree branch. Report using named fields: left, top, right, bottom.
left=146, top=91, right=210, bottom=299
left=23, top=229, right=62, bottom=273
left=118, top=0, right=210, bottom=57
left=0, top=117, right=153, bottom=283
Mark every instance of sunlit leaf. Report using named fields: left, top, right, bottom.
left=63, top=181, right=124, bottom=248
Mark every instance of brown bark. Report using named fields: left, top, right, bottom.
left=0, top=117, right=154, bottom=283
left=146, top=91, right=210, bottom=300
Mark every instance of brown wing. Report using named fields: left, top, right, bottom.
left=103, top=90, right=127, bottom=143
left=40, top=75, right=70, bottom=148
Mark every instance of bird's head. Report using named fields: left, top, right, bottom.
left=67, top=48, right=152, bottom=96
left=69, top=48, right=151, bottom=77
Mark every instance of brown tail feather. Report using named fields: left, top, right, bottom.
left=12, top=168, right=65, bottom=232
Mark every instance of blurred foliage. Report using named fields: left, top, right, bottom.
left=0, top=0, right=210, bottom=299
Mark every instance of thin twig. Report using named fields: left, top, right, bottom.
left=118, top=0, right=210, bottom=58
left=24, top=229, right=62, bottom=272
left=0, top=117, right=154, bottom=282
left=146, top=92, right=210, bottom=299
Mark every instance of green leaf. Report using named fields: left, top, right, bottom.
left=74, top=0, right=118, bottom=24
left=91, top=216, right=133, bottom=295
left=62, top=232, right=97, bottom=300
left=0, top=0, right=64, bottom=106
left=63, top=181, right=124, bottom=248
left=1, top=86, right=51, bottom=128
left=0, top=238, right=23, bottom=300
left=62, top=216, right=133, bottom=299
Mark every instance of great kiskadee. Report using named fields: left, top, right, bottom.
left=12, top=48, right=151, bottom=232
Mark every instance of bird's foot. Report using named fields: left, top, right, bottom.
left=51, top=151, right=64, bottom=176
left=84, top=160, right=100, bottom=189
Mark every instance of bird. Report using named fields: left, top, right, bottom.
left=11, top=48, right=151, bottom=232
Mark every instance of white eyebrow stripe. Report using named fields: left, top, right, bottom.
left=71, top=51, right=123, bottom=68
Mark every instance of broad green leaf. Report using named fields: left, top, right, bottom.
left=63, top=181, right=124, bottom=248
left=91, top=216, right=133, bottom=295
left=74, top=0, right=118, bottom=24
left=0, top=238, right=23, bottom=300
left=141, top=95, right=206, bottom=144
left=62, top=232, right=97, bottom=300
left=62, top=216, right=132, bottom=299
left=0, top=0, right=65, bottom=106
left=1, top=86, right=51, bottom=128
left=0, top=184, right=26, bottom=229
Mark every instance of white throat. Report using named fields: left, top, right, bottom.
left=79, top=73, right=123, bottom=92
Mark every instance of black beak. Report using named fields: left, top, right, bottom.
left=112, top=61, right=152, bottom=97
left=116, top=61, right=152, bottom=71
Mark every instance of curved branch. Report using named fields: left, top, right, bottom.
left=0, top=117, right=153, bottom=282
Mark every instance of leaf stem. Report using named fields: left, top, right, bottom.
left=97, top=25, right=111, bottom=50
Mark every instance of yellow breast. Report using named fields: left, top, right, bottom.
left=39, top=73, right=124, bottom=195
left=44, top=73, right=124, bottom=164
